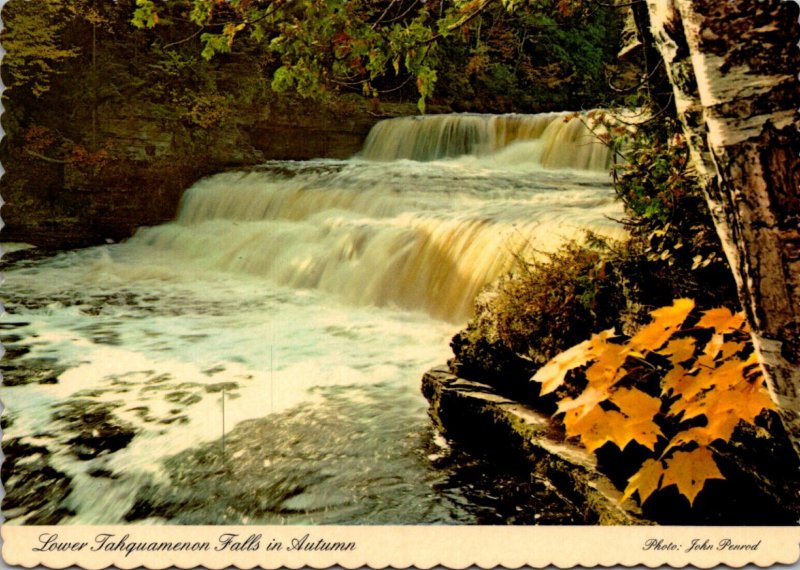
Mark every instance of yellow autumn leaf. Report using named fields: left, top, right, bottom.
left=556, top=386, right=608, bottom=418
left=695, top=307, right=745, bottom=334
left=562, top=392, right=662, bottom=452
left=611, top=386, right=662, bottom=418
left=623, top=458, right=666, bottom=504
left=695, top=332, right=724, bottom=369
left=671, top=360, right=772, bottom=423
left=532, top=329, right=615, bottom=395
left=659, top=337, right=696, bottom=365
left=662, top=425, right=732, bottom=455
left=629, top=298, right=695, bottom=352
left=718, top=341, right=746, bottom=362
left=563, top=407, right=632, bottom=452
left=671, top=380, right=774, bottom=449
left=661, top=364, right=689, bottom=397
left=584, top=341, right=630, bottom=390
left=661, top=447, right=725, bottom=506
left=606, top=388, right=664, bottom=451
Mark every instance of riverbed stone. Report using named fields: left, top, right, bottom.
left=52, top=400, right=137, bottom=460
left=1, top=357, right=66, bottom=386
left=2, top=438, right=76, bottom=524
left=421, top=366, right=647, bottom=525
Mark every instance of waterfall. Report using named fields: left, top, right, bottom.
left=359, top=112, right=612, bottom=171
left=131, top=158, right=622, bottom=322
left=3, top=112, right=625, bottom=524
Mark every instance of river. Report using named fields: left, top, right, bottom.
left=2, top=112, right=624, bottom=524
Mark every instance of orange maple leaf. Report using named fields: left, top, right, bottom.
left=659, top=337, right=696, bottom=365
left=584, top=341, right=630, bottom=390
left=611, top=386, right=662, bottom=418
left=623, top=458, right=666, bottom=504
left=661, top=447, right=725, bottom=506
left=562, top=389, right=663, bottom=452
left=695, top=307, right=745, bottom=334
left=532, top=329, right=615, bottom=395
left=671, top=362, right=773, bottom=426
left=629, top=298, right=695, bottom=353
left=663, top=425, right=732, bottom=455
left=562, top=407, right=631, bottom=452
left=695, top=332, right=724, bottom=369
left=556, top=386, right=609, bottom=417
left=661, top=364, right=690, bottom=398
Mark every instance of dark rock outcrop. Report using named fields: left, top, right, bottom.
left=423, top=364, right=800, bottom=525
left=1, top=97, right=393, bottom=250
left=422, top=366, right=647, bottom=525
left=1, top=438, right=75, bottom=524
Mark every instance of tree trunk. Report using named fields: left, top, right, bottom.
left=646, top=0, right=800, bottom=455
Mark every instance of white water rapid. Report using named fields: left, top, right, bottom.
left=2, top=112, right=624, bottom=525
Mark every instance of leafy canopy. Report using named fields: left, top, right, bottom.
left=133, top=0, right=479, bottom=112
left=131, top=0, right=615, bottom=113
left=1, top=0, right=81, bottom=96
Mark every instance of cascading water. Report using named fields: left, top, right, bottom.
left=2, top=112, right=624, bottom=525
left=359, top=112, right=612, bottom=171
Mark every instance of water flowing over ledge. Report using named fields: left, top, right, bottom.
left=359, top=112, right=612, bottom=171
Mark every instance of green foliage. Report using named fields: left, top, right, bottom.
left=484, top=238, right=628, bottom=367
left=132, top=0, right=160, bottom=28
left=1, top=0, right=81, bottom=96
left=129, top=0, right=627, bottom=113
left=610, top=117, right=736, bottom=305
left=434, top=1, right=626, bottom=111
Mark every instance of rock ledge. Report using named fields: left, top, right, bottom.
left=422, top=365, right=648, bottom=525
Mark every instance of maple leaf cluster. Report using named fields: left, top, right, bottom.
left=532, top=299, right=775, bottom=507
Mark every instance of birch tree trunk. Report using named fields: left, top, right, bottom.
left=646, top=0, right=800, bottom=455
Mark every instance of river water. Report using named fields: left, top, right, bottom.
left=2, top=113, right=624, bottom=524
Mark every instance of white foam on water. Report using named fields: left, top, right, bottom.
left=2, top=113, right=626, bottom=523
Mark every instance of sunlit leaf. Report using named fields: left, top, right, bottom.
left=584, top=340, right=629, bottom=390
left=532, top=329, right=615, bottom=395
left=629, top=298, right=694, bottom=352
left=661, top=447, right=725, bottom=506
left=659, top=337, right=696, bottom=365
left=623, top=458, right=665, bottom=504
left=695, top=307, right=745, bottom=335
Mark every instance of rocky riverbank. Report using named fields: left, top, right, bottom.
left=422, top=361, right=800, bottom=525
left=1, top=97, right=394, bottom=249
left=422, top=366, right=647, bottom=525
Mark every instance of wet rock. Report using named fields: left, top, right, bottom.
left=1, top=358, right=66, bottom=386
left=423, top=366, right=800, bottom=525
left=2, top=438, right=75, bottom=524
left=449, top=323, right=538, bottom=405
left=205, top=382, right=239, bottom=394
left=52, top=400, right=137, bottom=460
left=421, top=366, right=646, bottom=525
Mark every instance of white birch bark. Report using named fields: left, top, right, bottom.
left=646, top=0, right=800, bottom=455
